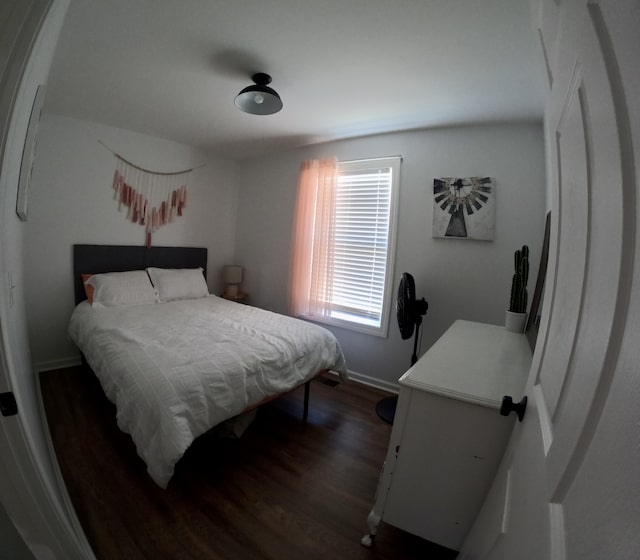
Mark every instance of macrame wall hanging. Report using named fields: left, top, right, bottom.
left=101, top=141, right=200, bottom=247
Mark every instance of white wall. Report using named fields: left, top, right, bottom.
left=23, top=117, right=546, bottom=387
left=235, top=124, right=546, bottom=389
left=24, top=115, right=238, bottom=369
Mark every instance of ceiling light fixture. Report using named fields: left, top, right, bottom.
left=234, top=73, right=283, bottom=115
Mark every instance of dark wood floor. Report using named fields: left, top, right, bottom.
left=40, top=367, right=458, bottom=560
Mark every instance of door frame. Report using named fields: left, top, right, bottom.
left=0, top=1, right=94, bottom=558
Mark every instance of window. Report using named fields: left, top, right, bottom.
left=290, top=157, right=401, bottom=337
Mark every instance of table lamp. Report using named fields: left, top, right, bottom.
left=223, top=265, right=243, bottom=298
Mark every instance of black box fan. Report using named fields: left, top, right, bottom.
left=397, top=272, right=428, bottom=366
left=376, top=272, right=428, bottom=424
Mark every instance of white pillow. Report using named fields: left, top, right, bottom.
left=146, top=267, right=209, bottom=302
left=86, top=270, right=158, bottom=307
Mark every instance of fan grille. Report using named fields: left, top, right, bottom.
left=397, top=273, right=416, bottom=340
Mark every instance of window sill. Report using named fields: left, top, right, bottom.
left=298, top=313, right=389, bottom=338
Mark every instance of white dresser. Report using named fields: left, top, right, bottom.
left=362, top=320, right=532, bottom=551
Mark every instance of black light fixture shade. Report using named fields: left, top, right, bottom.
left=235, top=73, right=283, bottom=115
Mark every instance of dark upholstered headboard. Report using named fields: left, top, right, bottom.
left=73, top=244, right=208, bottom=305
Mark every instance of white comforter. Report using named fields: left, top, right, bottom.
left=68, top=295, right=347, bottom=488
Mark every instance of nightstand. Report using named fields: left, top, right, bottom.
left=220, top=292, right=249, bottom=304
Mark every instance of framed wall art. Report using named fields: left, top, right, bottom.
left=526, top=211, right=551, bottom=351
left=16, top=84, right=46, bottom=221
left=432, top=176, right=495, bottom=241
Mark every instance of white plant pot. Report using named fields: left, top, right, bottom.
left=505, top=311, right=528, bottom=333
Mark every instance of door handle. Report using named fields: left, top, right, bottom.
left=500, top=395, right=527, bottom=422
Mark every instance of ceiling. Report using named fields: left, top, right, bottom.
left=44, top=0, right=545, bottom=161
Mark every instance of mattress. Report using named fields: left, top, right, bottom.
left=68, top=295, right=347, bottom=487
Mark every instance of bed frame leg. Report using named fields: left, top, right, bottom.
left=303, top=381, right=310, bottom=421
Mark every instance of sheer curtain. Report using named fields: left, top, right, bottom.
left=290, top=158, right=338, bottom=318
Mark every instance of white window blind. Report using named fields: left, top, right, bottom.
left=327, top=157, right=400, bottom=336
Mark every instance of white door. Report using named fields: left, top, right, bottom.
left=0, top=1, right=92, bottom=558
left=460, top=1, right=640, bottom=559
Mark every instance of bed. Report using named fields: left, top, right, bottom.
left=68, top=244, right=348, bottom=488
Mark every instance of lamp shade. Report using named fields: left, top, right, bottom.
left=223, top=265, right=243, bottom=284
left=234, top=73, right=283, bottom=115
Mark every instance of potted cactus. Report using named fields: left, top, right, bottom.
left=505, top=245, right=529, bottom=332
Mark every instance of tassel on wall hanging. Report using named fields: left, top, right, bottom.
left=101, top=141, right=201, bottom=247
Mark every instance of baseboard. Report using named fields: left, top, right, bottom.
left=36, top=355, right=81, bottom=373
left=342, top=369, right=399, bottom=394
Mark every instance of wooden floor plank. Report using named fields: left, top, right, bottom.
left=40, top=367, right=458, bottom=560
